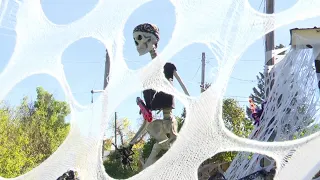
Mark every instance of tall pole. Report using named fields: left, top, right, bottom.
left=200, top=52, right=206, bottom=93
left=264, top=0, right=275, bottom=98
left=263, top=0, right=274, bottom=167
left=104, top=49, right=110, bottom=89
left=264, top=0, right=275, bottom=88
left=114, top=112, right=117, bottom=146
left=265, top=0, right=274, bottom=66
left=102, top=49, right=110, bottom=157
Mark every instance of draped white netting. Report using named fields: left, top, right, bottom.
left=1, top=0, right=320, bottom=180
left=225, top=43, right=320, bottom=179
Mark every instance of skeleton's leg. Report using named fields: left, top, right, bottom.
left=143, top=109, right=179, bottom=168
left=143, top=116, right=178, bottom=169
left=144, top=118, right=170, bottom=169
left=147, top=120, right=169, bottom=146
left=147, top=108, right=177, bottom=149
left=143, top=131, right=169, bottom=169
left=128, top=120, right=148, bottom=146
left=163, top=108, right=178, bottom=145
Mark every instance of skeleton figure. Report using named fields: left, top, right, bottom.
left=125, top=23, right=189, bottom=169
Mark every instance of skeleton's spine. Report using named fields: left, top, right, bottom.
left=150, top=47, right=157, bottom=59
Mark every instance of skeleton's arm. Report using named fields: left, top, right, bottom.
left=173, top=71, right=190, bottom=96
left=128, top=120, right=149, bottom=146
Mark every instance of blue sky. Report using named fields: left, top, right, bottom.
left=1, top=0, right=319, bottom=134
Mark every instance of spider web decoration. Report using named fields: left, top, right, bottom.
left=225, top=44, right=320, bottom=179
left=1, top=0, right=320, bottom=180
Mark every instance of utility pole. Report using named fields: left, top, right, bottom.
left=102, top=49, right=111, bottom=157
left=263, top=0, right=274, bottom=167
left=200, top=52, right=206, bottom=93
left=114, top=112, right=117, bottom=146
left=104, top=49, right=110, bottom=89
left=264, top=0, right=275, bottom=98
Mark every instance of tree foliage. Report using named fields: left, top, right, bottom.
left=0, top=87, right=70, bottom=178
left=103, top=117, right=145, bottom=179
left=223, top=98, right=253, bottom=138
left=199, top=98, right=253, bottom=168
left=196, top=84, right=253, bottom=175
left=275, top=44, right=286, bottom=55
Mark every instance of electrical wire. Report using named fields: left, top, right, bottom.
left=191, top=62, right=202, bottom=80
left=206, top=57, right=264, bottom=62
left=230, top=77, right=257, bottom=82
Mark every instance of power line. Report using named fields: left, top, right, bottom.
left=224, top=95, right=251, bottom=99
left=191, top=62, right=202, bottom=80
left=63, top=61, right=103, bottom=64
left=204, top=61, right=258, bottom=82
left=201, top=52, right=206, bottom=93
left=206, top=57, right=264, bottom=62
left=230, top=77, right=257, bottom=82
left=63, top=57, right=200, bottom=64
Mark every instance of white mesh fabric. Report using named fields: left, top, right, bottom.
left=225, top=45, right=320, bottom=179
left=1, top=0, right=320, bottom=180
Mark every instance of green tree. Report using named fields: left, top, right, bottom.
left=103, top=117, right=145, bottom=179
left=197, top=84, right=253, bottom=177
left=200, top=83, right=253, bottom=137
left=0, top=104, right=30, bottom=177
left=275, top=44, right=286, bottom=55
left=21, top=87, right=70, bottom=165
left=0, top=87, right=71, bottom=178
left=223, top=98, right=253, bottom=138
left=199, top=98, right=253, bottom=170
left=141, top=137, right=157, bottom=161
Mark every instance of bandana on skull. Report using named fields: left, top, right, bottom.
left=133, top=23, right=160, bottom=56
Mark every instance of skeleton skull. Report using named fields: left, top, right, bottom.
left=133, top=23, right=159, bottom=56
left=133, top=31, right=158, bottom=56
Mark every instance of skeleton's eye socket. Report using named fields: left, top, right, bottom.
left=135, top=40, right=138, bottom=46
left=137, top=35, right=142, bottom=40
